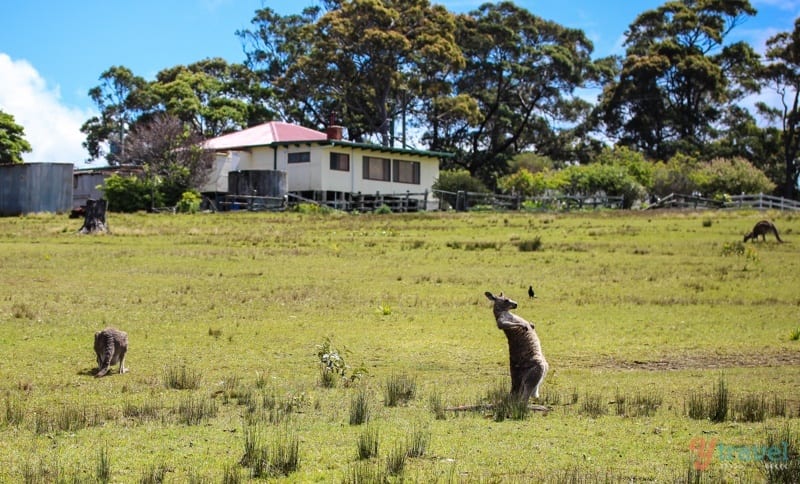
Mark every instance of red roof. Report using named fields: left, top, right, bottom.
left=204, top=121, right=328, bottom=150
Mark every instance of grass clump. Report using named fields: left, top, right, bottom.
left=385, top=444, right=407, bottom=477
left=163, top=364, right=202, bottom=390
left=349, top=387, right=371, bottom=425
left=404, top=425, right=431, bottom=458
left=517, top=236, right=543, bottom=252
left=579, top=392, right=607, bottom=418
left=356, top=425, right=379, bottom=460
left=383, top=373, right=416, bottom=407
left=140, top=463, right=170, bottom=483
left=614, top=388, right=662, bottom=417
left=685, top=375, right=729, bottom=423
left=758, top=424, right=800, bottom=483
left=177, top=395, right=218, bottom=425
left=487, top=382, right=528, bottom=421
left=790, top=327, right=800, bottom=341
left=96, top=446, right=111, bottom=484
left=428, top=388, right=447, bottom=420
left=344, top=461, right=386, bottom=484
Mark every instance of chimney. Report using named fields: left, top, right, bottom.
left=326, top=125, right=344, bottom=141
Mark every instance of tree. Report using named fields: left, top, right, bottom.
left=152, top=58, right=271, bottom=137
left=432, top=2, right=604, bottom=186
left=758, top=18, right=800, bottom=198
left=81, top=66, right=154, bottom=164
left=0, top=110, right=32, bottom=164
left=122, top=114, right=214, bottom=207
left=597, top=0, right=758, bottom=160
left=239, top=0, right=465, bottom=145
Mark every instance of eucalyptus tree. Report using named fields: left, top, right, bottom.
left=0, top=110, right=32, bottom=164
left=152, top=58, right=270, bottom=138
left=238, top=0, right=464, bottom=145
left=430, top=2, right=605, bottom=185
left=81, top=66, right=154, bottom=164
left=597, top=0, right=759, bottom=161
left=758, top=18, right=800, bottom=198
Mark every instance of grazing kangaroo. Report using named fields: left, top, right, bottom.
left=94, top=327, right=128, bottom=377
left=743, top=220, right=783, bottom=243
left=485, top=291, right=548, bottom=403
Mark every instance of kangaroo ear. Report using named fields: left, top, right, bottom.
left=484, top=291, right=495, bottom=301
left=499, top=292, right=504, bottom=298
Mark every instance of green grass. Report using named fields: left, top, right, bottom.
left=0, top=210, right=798, bottom=481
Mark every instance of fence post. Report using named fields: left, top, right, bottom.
left=404, top=191, right=410, bottom=212
left=423, top=190, right=428, bottom=211
left=456, top=190, right=466, bottom=212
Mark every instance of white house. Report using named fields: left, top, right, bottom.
left=201, top=121, right=451, bottom=210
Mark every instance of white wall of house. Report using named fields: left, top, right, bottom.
left=204, top=143, right=439, bottom=197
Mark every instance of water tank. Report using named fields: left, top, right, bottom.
left=227, top=170, right=287, bottom=197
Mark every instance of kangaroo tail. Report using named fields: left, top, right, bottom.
left=96, top=333, right=114, bottom=377
left=773, top=227, right=783, bottom=242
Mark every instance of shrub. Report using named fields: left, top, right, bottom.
left=693, top=157, right=776, bottom=198
left=176, top=190, right=202, bottom=213
left=315, top=338, right=366, bottom=388
left=433, top=169, right=488, bottom=209
left=374, top=204, right=392, bottom=214
left=101, top=174, right=160, bottom=212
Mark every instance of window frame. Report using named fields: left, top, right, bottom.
left=287, top=151, right=311, bottom=164
left=362, top=156, right=391, bottom=181
left=392, top=159, right=421, bottom=184
left=329, top=152, right=350, bottom=172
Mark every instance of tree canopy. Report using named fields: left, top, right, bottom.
left=80, top=0, right=798, bottom=199
left=0, top=110, right=32, bottom=164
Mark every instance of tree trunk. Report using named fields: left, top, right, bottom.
left=78, top=199, right=109, bottom=234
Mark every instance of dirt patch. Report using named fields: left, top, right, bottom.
left=592, top=350, right=800, bottom=371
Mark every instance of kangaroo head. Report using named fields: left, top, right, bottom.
left=485, top=291, right=518, bottom=311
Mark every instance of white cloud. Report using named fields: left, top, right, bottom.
left=0, top=53, right=96, bottom=167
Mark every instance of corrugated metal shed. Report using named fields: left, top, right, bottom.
left=0, top=163, right=74, bottom=216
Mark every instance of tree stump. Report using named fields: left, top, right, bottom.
left=78, top=199, right=109, bottom=234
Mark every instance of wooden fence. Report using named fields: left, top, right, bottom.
left=649, top=193, right=800, bottom=211
left=202, top=190, right=799, bottom=213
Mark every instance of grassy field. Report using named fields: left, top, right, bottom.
left=0, top=208, right=798, bottom=483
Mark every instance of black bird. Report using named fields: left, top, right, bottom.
left=528, top=285, right=536, bottom=299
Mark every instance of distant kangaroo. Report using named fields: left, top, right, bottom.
left=743, top=220, right=783, bottom=243
left=485, top=291, right=548, bottom=403
left=94, top=327, right=128, bottom=377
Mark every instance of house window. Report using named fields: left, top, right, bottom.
left=393, top=160, right=421, bottom=184
left=363, top=156, right=391, bottom=181
left=288, top=152, right=310, bottom=163
left=330, top=152, right=350, bottom=171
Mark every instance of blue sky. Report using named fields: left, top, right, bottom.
left=0, top=0, right=797, bottom=166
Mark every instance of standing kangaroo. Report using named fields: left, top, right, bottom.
left=94, top=327, right=128, bottom=377
left=485, top=291, right=548, bottom=403
left=743, top=220, right=783, bottom=243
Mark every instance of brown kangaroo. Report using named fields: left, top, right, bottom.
left=485, top=291, right=548, bottom=403
left=94, top=327, right=129, bottom=377
left=743, top=220, right=783, bottom=243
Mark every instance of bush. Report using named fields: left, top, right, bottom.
left=433, top=169, right=488, bottom=209
left=176, top=190, right=202, bottom=213
left=101, top=174, right=160, bottom=212
left=692, top=157, right=776, bottom=197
